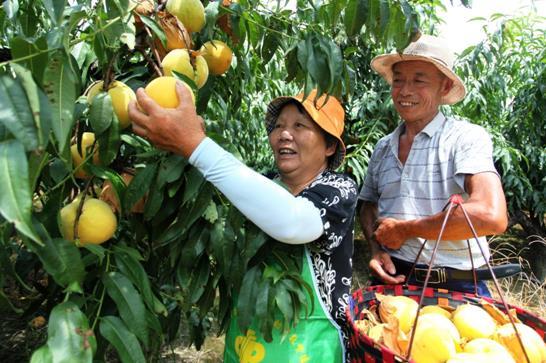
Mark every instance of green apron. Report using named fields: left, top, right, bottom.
left=224, top=247, right=344, bottom=363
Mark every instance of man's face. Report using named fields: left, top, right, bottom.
left=391, top=60, right=452, bottom=125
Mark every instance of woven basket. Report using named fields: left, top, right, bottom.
left=346, top=284, right=546, bottom=363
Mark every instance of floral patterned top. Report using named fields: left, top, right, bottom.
left=296, top=171, right=358, bottom=326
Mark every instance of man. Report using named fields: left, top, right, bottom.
left=359, top=34, right=508, bottom=296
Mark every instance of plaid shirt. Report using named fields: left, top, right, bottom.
left=359, top=112, right=498, bottom=269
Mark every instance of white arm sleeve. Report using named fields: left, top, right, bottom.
left=188, top=137, right=324, bottom=244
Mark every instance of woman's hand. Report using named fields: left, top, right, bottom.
left=128, top=81, right=205, bottom=158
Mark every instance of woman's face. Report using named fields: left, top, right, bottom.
left=268, top=103, right=335, bottom=181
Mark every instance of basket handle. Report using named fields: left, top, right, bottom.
left=404, top=194, right=531, bottom=363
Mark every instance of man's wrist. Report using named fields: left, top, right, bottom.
left=401, top=219, right=417, bottom=240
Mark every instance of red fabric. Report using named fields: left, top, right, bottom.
left=450, top=290, right=464, bottom=301
left=423, top=286, right=434, bottom=297
left=380, top=346, right=395, bottom=363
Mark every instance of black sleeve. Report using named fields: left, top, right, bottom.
left=300, top=173, right=358, bottom=253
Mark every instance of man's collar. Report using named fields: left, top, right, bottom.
left=420, top=112, right=445, bottom=137
left=390, top=112, right=445, bottom=154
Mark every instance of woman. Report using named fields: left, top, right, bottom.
left=128, top=83, right=358, bottom=362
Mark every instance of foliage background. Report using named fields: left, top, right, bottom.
left=0, top=0, right=544, bottom=362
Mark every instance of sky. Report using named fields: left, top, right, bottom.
left=438, top=0, right=546, bottom=54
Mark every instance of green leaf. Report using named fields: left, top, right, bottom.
left=159, top=182, right=214, bottom=246
left=0, top=73, right=38, bottom=151
left=145, top=309, right=162, bottom=338
left=230, top=3, right=244, bottom=42
left=138, top=15, right=166, bottom=47
left=86, top=165, right=126, bottom=212
left=99, top=316, right=146, bottom=363
left=99, top=1, right=136, bottom=50
left=236, top=265, right=261, bottom=332
left=285, top=46, right=298, bottom=82
left=202, top=201, right=218, bottom=223
left=30, top=345, right=53, bottom=363
left=319, top=37, right=343, bottom=92
left=0, top=140, right=41, bottom=244
left=196, top=274, right=217, bottom=318
left=275, top=282, right=293, bottom=325
left=143, top=178, right=164, bottom=221
left=209, top=214, right=231, bottom=275
left=9, top=35, right=49, bottom=83
left=115, top=252, right=166, bottom=315
left=83, top=244, right=106, bottom=264
left=367, top=0, right=379, bottom=35
left=43, top=50, right=78, bottom=153
left=260, top=32, right=279, bottom=65
left=28, top=150, right=49, bottom=193
left=32, top=238, right=85, bottom=292
left=102, top=271, right=149, bottom=348
left=97, top=113, right=120, bottom=166
left=89, top=92, right=113, bottom=135
left=282, top=278, right=312, bottom=317
left=189, top=255, right=211, bottom=304
left=2, top=1, right=17, bottom=20
left=42, top=0, right=67, bottom=24
left=10, top=63, right=51, bottom=150
left=120, top=32, right=136, bottom=51
left=112, top=244, right=144, bottom=261
left=378, top=0, right=390, bottom=39
left=183, top=182, right=214, bottom=230
left=46, top=301, right=96, bottom=363
left=243, top=225, right=267, bottom=263
left=71, top=42, right=96, bottom=85
left=180, top=224, right=209, bottom=267
left=156, top=154, right=187, bottom=186
left=202, top=0, right=221, bottom=40
left=124, top=163, right=157, bottom=214
left=298, top=34, right=333, bottom=93
left=196, top=75, right=215, bottom=114
left=256, top=280, right=274, bottom=342
left=182, top=166, right=204, bottom=204
left=0, top=122, right=7, bottom=141
left=344, top=0, right=369, bottom=37
left=255, top=279, right=270, bottom=330
left=263, top=264, right=282, bottom=283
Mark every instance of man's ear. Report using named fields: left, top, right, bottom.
left=442, top=77, right=454, bottom=96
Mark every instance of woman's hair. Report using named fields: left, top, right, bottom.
left=277, top=99, right=338, bottom=167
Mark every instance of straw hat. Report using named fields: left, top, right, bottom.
left=371, top=34, right=466, bottom=105
left=265, top=89, right=346, bottom=170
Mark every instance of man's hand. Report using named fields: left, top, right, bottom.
left=374, top=217, right=409, bottom=250
left=369, top=250, right=405, bottom=284
left=128, top=81, right=205, bottom=158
